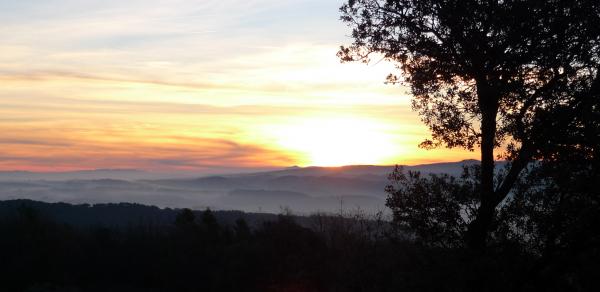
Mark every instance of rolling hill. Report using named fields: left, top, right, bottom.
left=0, top=160, right=493, bottom=214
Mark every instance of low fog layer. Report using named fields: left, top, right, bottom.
left=0, top=160, right=486, bottom=214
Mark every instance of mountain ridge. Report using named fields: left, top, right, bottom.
left=0, top=159, right=485, bottom=181
left=0, top=160, right=499, bottom=214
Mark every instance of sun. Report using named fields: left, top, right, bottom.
left=264, top=116, right=399, bottom=166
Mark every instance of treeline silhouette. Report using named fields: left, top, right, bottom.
left=0, top=199, right=597, bottom=292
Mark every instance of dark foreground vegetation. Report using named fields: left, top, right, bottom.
left=0, top=198, right=597, bottom=292
left=2, top=0, right=599, bottom=291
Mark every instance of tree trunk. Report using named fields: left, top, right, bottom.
left=467, top=82, right=499, bottom=250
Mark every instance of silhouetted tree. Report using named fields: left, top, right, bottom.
left=202, top=208, right=218, bottom=229
left=234, top=218, right=251, bottom=240
left=201, top=208, right=222, bottom=244
left=340, top=0, right=600, bottom=249
left=495, top=121, right=600, bottom=289
left=385, top=165, right=480, bottom=248
left=174, top=208, right=196, bottom=228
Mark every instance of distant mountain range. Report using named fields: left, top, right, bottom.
left=0, top=160, right=483, bottom=181
left=0, top=160, right=496, bottom=214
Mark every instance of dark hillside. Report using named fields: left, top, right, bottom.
left=0, top=199, right=596, bottom=291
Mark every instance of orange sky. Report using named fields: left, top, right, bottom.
left=0, top=0, right=477, bottom=172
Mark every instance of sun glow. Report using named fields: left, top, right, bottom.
left=265, top=117, right=399, bottom=166
left=0, top=0, right=482, bottom=172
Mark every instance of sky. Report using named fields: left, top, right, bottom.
left=0, top=0, right=477, bottom=173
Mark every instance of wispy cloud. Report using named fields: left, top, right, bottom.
left=0, top=0, right=477, bottom=171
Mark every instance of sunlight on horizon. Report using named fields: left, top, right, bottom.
left=263, top=116, right=401, bottom=166
left=0, top=0, right=479, bottom=172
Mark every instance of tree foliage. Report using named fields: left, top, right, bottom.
left=340, top=0, right=600, bottom=249
left=385, top=165, right=480, bottom=247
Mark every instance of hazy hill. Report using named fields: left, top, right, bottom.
left=0, top=160, right=492, bottom=214
left=245, top=159, right=482, bottom=178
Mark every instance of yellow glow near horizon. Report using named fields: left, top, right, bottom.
left=0, top=1, right=482, bottom=172
left=264, top=117, right=399, bottom=166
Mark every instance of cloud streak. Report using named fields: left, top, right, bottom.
left=0, top=0, right=478, bottom=171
